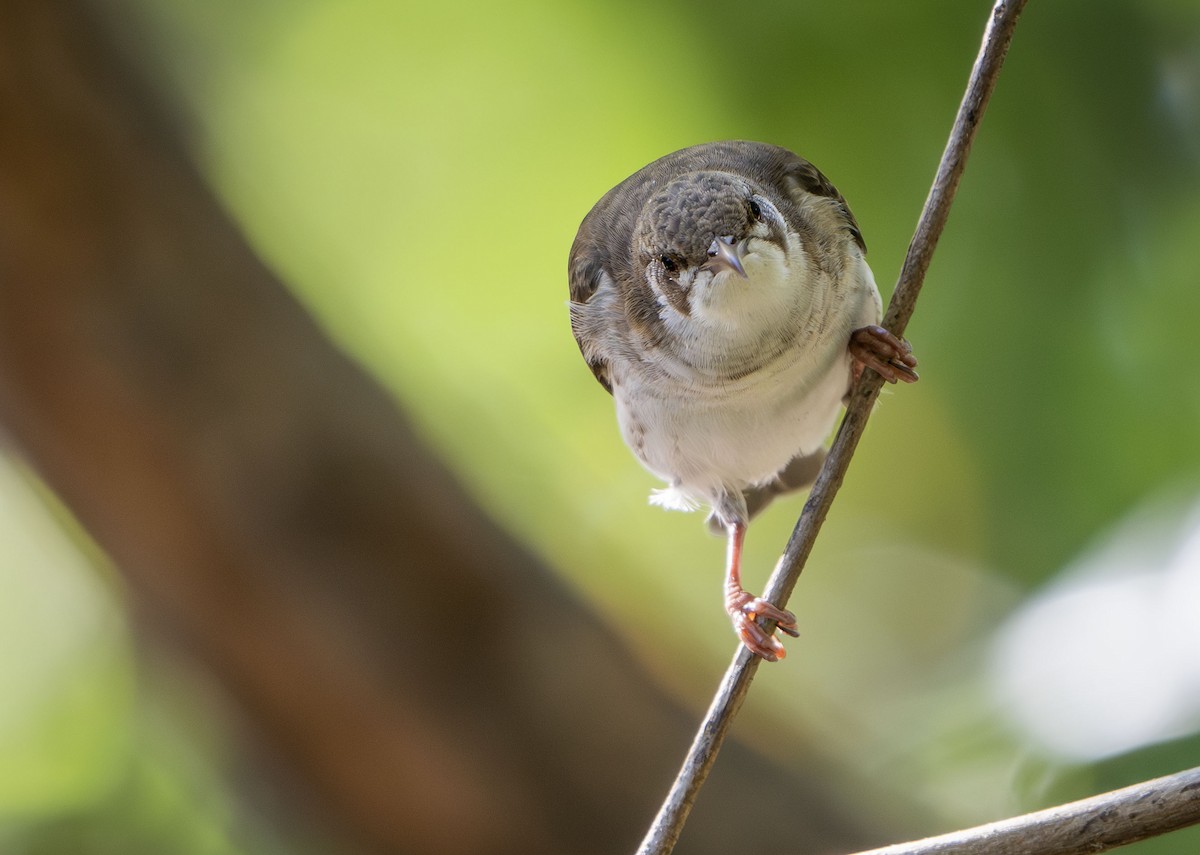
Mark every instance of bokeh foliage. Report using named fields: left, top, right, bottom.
left=2, top=1, right=1199, bottom=852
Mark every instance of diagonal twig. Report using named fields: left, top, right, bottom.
left=636, top=2, right=1030, bottom=853
left=849, top=765, right=1200, bottom=855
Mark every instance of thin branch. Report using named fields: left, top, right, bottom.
left=850, top=766, right=1200, bottom=855
left=636, top=2, right=1029, bottom=853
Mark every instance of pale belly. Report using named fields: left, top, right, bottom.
left=610, top=242, right=882, bottom=509
left=615, top=341, right=854, bottom=502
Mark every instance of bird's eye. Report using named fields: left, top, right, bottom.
left=748, top=199, right=762, bottom=220
left=659, top=255, right=678, bottom=273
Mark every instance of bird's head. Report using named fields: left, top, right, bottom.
left=632, top=171, right=792, bottom=323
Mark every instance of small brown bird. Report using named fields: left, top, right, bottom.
left=568, top=141, right=916, bottom=660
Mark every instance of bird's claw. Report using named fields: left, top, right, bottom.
left=726, top=591, right=799, bottom=662
left=849, top=324, right=919, bottom=384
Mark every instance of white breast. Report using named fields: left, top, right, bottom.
left=613, top=245, right=881, bottom=512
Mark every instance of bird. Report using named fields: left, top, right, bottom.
left=568, top=141, right=917, bottom=661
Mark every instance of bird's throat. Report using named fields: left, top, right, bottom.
left=669, top=247, right=813, bottom=369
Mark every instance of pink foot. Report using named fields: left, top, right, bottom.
left=850, top=325, right=919, bottom=384
left=726, top=590, right=799, bottom=662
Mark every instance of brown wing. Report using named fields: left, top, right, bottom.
left=778, top=155, right=866, bottom=254
left=567, top=157, right=659, bottom=397
left=567, top=241, right=614, bottom=395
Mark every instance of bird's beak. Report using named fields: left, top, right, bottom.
left=705, top=235, right=748, bottom=279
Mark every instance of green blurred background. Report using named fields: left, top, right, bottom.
left=3, top=0, right=1200, bottom=851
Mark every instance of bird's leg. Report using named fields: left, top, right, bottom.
left=723, top=521, right=799, bottom=662
left=849, top=324, right=919, bottom=384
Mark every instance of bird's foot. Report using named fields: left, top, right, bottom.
left=726, top=590, right=799, bottom=662
left=850, top=325, right=919, bottom=384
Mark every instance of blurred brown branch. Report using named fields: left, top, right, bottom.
left=851, top=766, right=1200, bottom=855
left=0, top=1, right=884, bottom=854
left=637, top=1, right=1030, bottom=853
